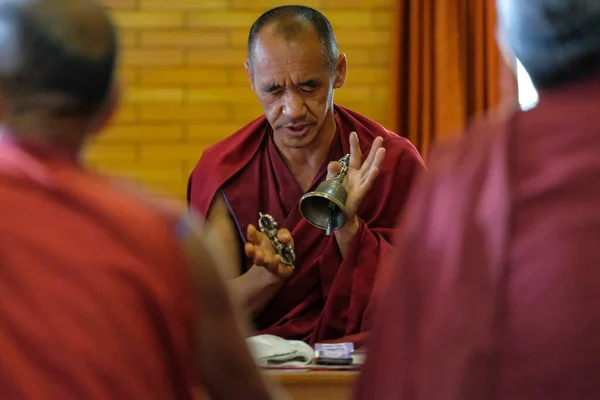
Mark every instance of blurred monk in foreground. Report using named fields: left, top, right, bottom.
left=354, top=0, right=600, bottom=399
left=0, top=0, right=285, bottom=399
left=188, top=5, right=425, bottom=346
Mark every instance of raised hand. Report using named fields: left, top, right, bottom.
left=244, top=224, right=295, bottom=280
left=327, top=131, right=386, bottom=222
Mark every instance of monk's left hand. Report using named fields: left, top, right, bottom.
left=326, top=131, right=386, bottom=224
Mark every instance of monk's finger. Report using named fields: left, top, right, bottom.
left=253, top=248, right=264, bottom=266
left=268, top=254, right=281, bottom=272
left=278, top=264, right=294, bottom=279
left=326, top=161, right=342, bottom=180
left=247, top=224, right=261, bottom=244
left=349, top=131, right=362, bottom=170
left=370, top=147, right=386, bottom=173
left=244, top=242, right=256, bottom=258
left=262, top=252, right=273, bottom=267
left=361, top=166, right=381, bottom=194
left=361, top=136, right=384, bottom=174
left=277, top=230, right=294, bottom=249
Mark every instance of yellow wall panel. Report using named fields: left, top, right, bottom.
left=139, top=31, right=229, bottom=48
left=122, top=50, right=185, bottom=66
left=92, top=0, right=396, bottom=199
left=139, top=68, right=228, bottom=85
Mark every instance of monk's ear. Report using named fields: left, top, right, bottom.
left=333, top=53, right=347, bottom=89
left=244, top=61, right=255, bottom=91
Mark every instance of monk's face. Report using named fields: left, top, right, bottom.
left=245, top=28, right=346, bottom=149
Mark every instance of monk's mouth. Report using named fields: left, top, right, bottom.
left=285, top=124, right=313, bottom=136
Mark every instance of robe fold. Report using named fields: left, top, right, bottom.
left=188, top=104, right=425, bottom=345
left=354, top=76, right=600, bottom=400
left=0, top=133, right=197, bottom=399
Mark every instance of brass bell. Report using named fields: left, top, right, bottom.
left=299, top=154, right=350, bottom=236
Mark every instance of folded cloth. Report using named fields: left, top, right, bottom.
left=246, top=334, right=314, bottom=366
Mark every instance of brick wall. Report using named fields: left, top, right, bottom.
left=88, top=0, right=395, bottom=199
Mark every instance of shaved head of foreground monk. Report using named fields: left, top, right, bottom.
left=188, top=5, right=425, bottom=346
left=0, top=0, right=285, bottom=399
left=354, top=0, right=600, bottom=399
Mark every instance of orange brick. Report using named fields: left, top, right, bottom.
left=231, top=103, right=264, bottom=122
left=139, top=0, right=226, bottom=10
left=187, top=87, right=257, bottom=104
left=102, top=0, right=136, bottom=9
left=230, top=30, right=251, bottom=48
left=322, top=0, right=393, bottom=8
left=123, top=50, right=185, bottom=67
left=187, top=11, right=260, bottom=29
left=119, top=30, right=138, bottom=48
left=229, top=69, right=250, bottom=85
left=139, top=68, right=228, bottom=85
left=139, top=104, right=229, bottom=122
left=371, top=86, right=390, bottom=104
left=112, top=12, right=184, bottom=28
left=325, top=12, right=372, bottom=28
left=186, top=123, right=245, bottom=142
left=372, top=11, right=393, bottom=27
left=139, top=144, right=204, bottom=163
left=369, top=48, right=391, bottom=65
left=111, top=106, right=138, bottom=124
left=139, top=30, right=228, bottom=48
left=125, top=87, right=185, bottom=103
left=335, top=29, right=391, bottom=48
left=118, top=68, right=137, bottom=84
left=98, top=163, right=186, bottom=182
left=342, top=49, right=375, bottom=65
left=141, top=179, right=188, bottom=198
left=334, top=86, right=372, bottom=103
left=96, top=125, right=185, bottom=144
left=85, top=144, right=139, bottom=164
left=187, top=49, right=246, bottom=66
left=346, top=67, right=391, bottom=84
left=231, top=0, right=321, bottom=9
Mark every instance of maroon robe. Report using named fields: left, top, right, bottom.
left=188, top=104, right=424, bottom=345
left=354, top=76, right=600, bottom=400
left=0, top=132, right=197, bottom=399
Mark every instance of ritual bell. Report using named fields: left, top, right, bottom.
left=299, top=154, right=350, bottom=236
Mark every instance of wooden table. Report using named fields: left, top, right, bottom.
left=265, top=371, right=359, bottom=400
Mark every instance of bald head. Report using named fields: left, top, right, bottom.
left=497, top=0, right=600, bottom=90
left=247, top=5, right=338, bottom=75
left=0, top=0, right=117, bottom=117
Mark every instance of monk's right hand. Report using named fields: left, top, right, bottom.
left=244, top=224, right=295, bottom=280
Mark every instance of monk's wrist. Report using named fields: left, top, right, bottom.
left=334, top=216, right=360, bottom=255
left=340, top=216, right=360, bottom=237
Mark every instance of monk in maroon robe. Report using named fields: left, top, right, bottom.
left=0, top=1, right=283, bottom=399
left=354, top=0, right=600, bottom=398
left=188, top=5, right=424, bottom=346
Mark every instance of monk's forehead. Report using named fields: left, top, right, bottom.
left=252, top=27, right=324, bottom=72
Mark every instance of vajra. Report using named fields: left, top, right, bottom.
left=257, top=212, right=296, bottom=268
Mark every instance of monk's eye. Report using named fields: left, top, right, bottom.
left=300, top=83, right=318, bottom=92
left=266, top=89, right=283, bottom=97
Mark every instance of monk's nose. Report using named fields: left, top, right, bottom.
left=281, top=91, right=306, bottom=119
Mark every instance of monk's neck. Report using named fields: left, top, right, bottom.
left=3, top=114, right=92, bottom=157
left=274, top=117, right=337, bottom=192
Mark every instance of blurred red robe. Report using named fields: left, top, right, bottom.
left=0, top=132, right=197, bottom=399
left=354, top=76, right=600, bottom=399
left=188, top=104, right=425, bottom=345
